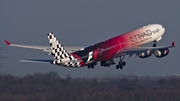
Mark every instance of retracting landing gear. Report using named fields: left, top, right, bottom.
left=116, top=56, right=126, bottom=69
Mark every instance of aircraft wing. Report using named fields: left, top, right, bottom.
left=20, top=59, right=82, bottom=64
left=114, top=42, right=175, bottom=58
left=20, top=59, right=53, bottom=63
left=4, top=40, right=83, bottom=53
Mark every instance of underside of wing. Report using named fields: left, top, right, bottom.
left=114, top=42, right=175, bottom=58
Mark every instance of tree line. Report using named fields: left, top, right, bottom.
left=0, top=72, right=180, bottom=101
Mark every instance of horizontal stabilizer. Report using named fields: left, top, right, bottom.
left=20, top=59, right=53, bottom=63
left=20, top=59, right=81, bottom=64
left=65, top=59, right=82, bottom=63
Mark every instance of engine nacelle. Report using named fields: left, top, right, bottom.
left=139, top=50, right=152, bottom=58
left=154, top=48, right=169, bottom=58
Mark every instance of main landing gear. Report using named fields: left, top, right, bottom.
left=87, top=62, right=97, bottom=69
left=87, top=56, right=126, bottom=69
left=116, top=56, right=126, bottom=69
left=100, top=61, right=110, bottom=67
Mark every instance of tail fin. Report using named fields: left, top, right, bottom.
left=47, top=33, right=75, bottom=60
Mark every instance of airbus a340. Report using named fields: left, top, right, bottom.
left=4, top=24, right=175, bottom=69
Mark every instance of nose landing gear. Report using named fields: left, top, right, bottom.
left=153, top=42, right=158, bottom=47
left=153, top=44, right=158, bottom=47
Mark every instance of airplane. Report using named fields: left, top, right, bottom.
left=4, top=24, right=175, bottom=69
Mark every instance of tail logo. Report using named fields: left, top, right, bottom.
left=47, top=33, right=82, bottom=67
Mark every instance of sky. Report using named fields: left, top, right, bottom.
left=0, top=1, right=180, bottom=78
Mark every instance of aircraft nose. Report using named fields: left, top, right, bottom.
left=161, top=27, right=165, bottom=34
left=157, top=24, right=165, bottom=34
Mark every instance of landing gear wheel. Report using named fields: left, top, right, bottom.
left=119, top=64, right=123, bottom=69
left=91, top=64, right=94, bottom=69
left=100, top=61, right=111, bottom=67
left=87, top=65, right=90, bottom=69
left=116, top=65, right=119, bottom=69
left=122, top=62, right=126, bottom=66
left=153, top=43, right=158, bottom=47
left=87, top=64, right=95, bottom=69
left=116, top=65, right=123, bottom=69
left=94, top=62, right=97, bottom=66
left=100, top=61, right=106, bottom=67
left=100, top=62, right=103, bottom=66
left=107, top=64, right=110, bottom=67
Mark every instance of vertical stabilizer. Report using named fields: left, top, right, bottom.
left=47, top=33, right=74, bottom=60
left=47, top=33, right=82, bottom=67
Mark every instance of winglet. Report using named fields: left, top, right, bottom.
left=171, top=42, right=175, bottom=47
left=4, top=40, right=11, bottom=46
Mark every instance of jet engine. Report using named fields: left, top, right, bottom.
left=139, top=50, right=152, bottom=58
left=154, top=48, right=169, bottom=58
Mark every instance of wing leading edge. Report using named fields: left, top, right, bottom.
left=4, top=40, right=83, bottom=53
